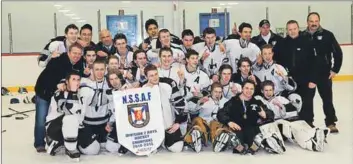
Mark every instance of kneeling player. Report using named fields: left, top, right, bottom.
left=142, top=64, right=187, bottom=153
left=183, top=82, right=228, bottom=152
left=217, top=80, right=283, bottom=155
left=45, top=71, right=83, bottom=161
left=105, top=70, right=134, bottom=155
left=255, top=80, right=329, bottom=152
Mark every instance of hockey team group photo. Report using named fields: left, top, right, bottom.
left=1, top=1, right=347, bottom=163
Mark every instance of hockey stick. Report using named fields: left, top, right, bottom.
left=1, top=109, right=35, bottom=118
left=8, top=108, right=30, bottom=117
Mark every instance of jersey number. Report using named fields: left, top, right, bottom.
left=194, top=76, right=200, bottom=84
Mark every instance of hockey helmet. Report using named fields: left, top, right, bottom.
left=10, top=98, right=20, bottom=104
left=1, top=87, right=10, bottom=96
left=18, top=87, right=28, bottom=94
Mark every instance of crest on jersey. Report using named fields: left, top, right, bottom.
left=272, top=41, right=277, bottom=46
left=127, top=103, right=150, bottom=128
left=317, top=36, right=323, bottom=40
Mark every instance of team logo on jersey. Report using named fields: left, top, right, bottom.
left=127, top=103, right=150, bottom=128
left=272, top=41, right=277, bottom=46
left=317, top=36, right=323, bottom=40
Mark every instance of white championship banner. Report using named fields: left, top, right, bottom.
left=113, top=85, right=165, bottom=156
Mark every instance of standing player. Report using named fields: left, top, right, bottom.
left=113, top=33, right=134, bottom=69
left=222, top=22, right=261, bottom=73
left=146, top=29, right=184, bottom=65
left=193, top=27, right=228, bottom=80
left=143, top=64, right=187, bottom=153
left=45, top=71, right=83, bottom=161
left=81, top=46, right=97, bottom=78
left=303, top=12, right=342, bottom=133
left=218, top=64, right=242, bottom=100
left=253, top=44, right=297, bottom=97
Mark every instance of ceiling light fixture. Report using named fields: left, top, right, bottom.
left=77, top=20, right=86, bottom=23
left=72, top=17, right=80, bottom=20
left=227, top=2, right=238, bottom=5
left=65, top=13, right=76, bottom=17
left=58, top=9, right=70, bottom=13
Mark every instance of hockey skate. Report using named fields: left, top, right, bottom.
left=213, top=131, right=230, bottom=153
left=46, top=139, right=64, bottom=156
left=312, top=128, right=326, bottom=152
left=118, top=146, right=129, bottom=156
left=66, top=148, right=80, bottom=162
left=228, top=132, right=246, bottom=154
left=190, top=129, right=202, bottom=153
left=263, top=134, right=286, bottom=154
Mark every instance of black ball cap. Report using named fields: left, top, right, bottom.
left=259, top=19, right=270, bottom=27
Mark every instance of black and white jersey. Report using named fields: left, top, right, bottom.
left=158, top=63, right=184, bottom=86
left=222, top=39, right=260, bottom=73
left=221, top=82, right=242, bottom=100
left=146, top=43, right=185, bottom=64
left=192, top=42, right=228, bottom=77
left=255, top=95, right=298, bottom=120
left=198, top=96, right=228, bottom=124
left=253, top=62, right=294, bottom=95
left=143, top=77, right=187, bottom=129
left=114, top=51, right=134, bottom=69
left=46, top=91, right=84, bottom=124
left=79, top=78, right=113, bottom=125
left=38, top=36, right=68, bottom=67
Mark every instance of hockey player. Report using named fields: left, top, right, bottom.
left=231, top=57, right=262, bottom=96
left=255, top=80, right=329, bottom=152
left=158, top=47, right=186, bottom=88
left=222, top=22, right=261, bottom=73
left=139, top=19, right=182, bottom=51
left=45, top=71, right=83, bottom=161
left=105, top=70, right=134, bottom=155
left=146, top=29, right=185, bottom=65
left=180, top=29, right=195, bottom=54
left=78, top=60, right=112, bottom=155
left=192, top=27, right=228, bottom=80
left=183, top=82, right=229, bottom=153
left=253, top=44, right=297, bottom=97
left=143, top=64, right=187, bottom=153
left=218, top=64, right=242, bottom=100
left=81, top=46, right=97, bottom=78
left=38, top=24, right=79, bottom=67
left=182, top=50, right=211, bottom=120
left=217, top=80, right=280, bottom=155
left=113, top=33, right=134, bottom=69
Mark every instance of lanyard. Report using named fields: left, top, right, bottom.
left=242, top=100, right=247, bottom=114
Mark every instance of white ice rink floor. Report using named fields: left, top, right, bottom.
left=1, top=82, right=352, bottom=164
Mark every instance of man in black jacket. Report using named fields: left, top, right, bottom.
left=277, top=20, right=317, bottom=128
left=251, top=19, right=283, bottom=61
left=302, top=12, right=342, bottom=133
left=34, top=42, right=84, bottom=153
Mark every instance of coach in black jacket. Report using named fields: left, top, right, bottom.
left=33, top=43, right=84, bottom=152
left=302, top=12, right=342, bottom=133
left=251, top=19, right=283, bottom=61
left=277, top=20, right=317, bottom=127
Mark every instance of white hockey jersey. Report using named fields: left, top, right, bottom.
left=46, top=91, right=84, bottom=124
left=79, top=78, right=113, bottom=125
left=192, top=42, right=228, bottom=76
left=254, top=95, right=299, bottom=120
left=146, top=43, right=185, bottom=64
left=253, top=62, right=295, bottom=95
left=198, top=97, right=228, bottom=124
left=114, top=51, right=134, bottom=69
left=221, top=82, right=242, bottom=100
left=222, top=39, right=260, bottom=73
left=143, top=78, right=187, bottom=129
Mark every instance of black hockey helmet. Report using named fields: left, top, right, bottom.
left=1, top=87, right=10, bottom=96
left=18, top=87, right=28, bottom=94
left=10, top=98, right=20, bottom=104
